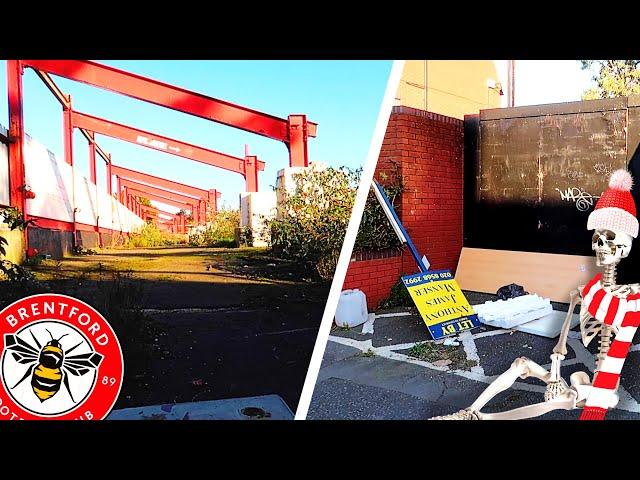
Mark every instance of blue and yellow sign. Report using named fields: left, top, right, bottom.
left=402, top=269, right=480, bottom=340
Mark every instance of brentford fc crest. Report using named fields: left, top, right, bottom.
left=0, top=294, right=123, bottom=420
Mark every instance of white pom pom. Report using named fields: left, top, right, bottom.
left=609, top=169, right=633, bottom=191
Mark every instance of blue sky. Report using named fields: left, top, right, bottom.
left=0, top=60, right=392, bottom=209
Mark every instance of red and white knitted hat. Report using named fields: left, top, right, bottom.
left=587, top=169, right=638, bottom=238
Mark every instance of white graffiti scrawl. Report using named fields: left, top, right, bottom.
left=555, top=187, right=600, bottom=212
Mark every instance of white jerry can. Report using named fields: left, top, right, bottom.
left=335, top=289, right=368, bottom=328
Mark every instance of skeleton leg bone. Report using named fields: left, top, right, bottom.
left=474, top=389, right=577, bottom=420
left=469, top=357, right=553, bottom=412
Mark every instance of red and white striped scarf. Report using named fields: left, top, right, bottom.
left=579, top=273, right=640, bottom=420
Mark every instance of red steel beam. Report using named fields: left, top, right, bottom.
left=70, top=110, right=265, bottom=177
left=119, top=178, right=201, bottom=206
left=111, top=164, right=216, bottom=200
left=123, top=186, right=193, bottom=212
left=20, top=60, right=318, bottom=142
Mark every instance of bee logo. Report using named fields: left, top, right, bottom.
left=5, top=327, right=103, bottom=403
left=0, top=294, right=123, bottom=420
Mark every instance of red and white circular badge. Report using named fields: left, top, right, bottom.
left=0, top=294, right=123, bottom=420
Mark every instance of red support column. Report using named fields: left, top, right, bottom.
left=63, top=105, right=74, bottom=166
left=107, top=155, right=113, bottom=196
left=199, top=199, right=206, bottom=224
left=7, top=61, right=27, bottom=242
left=208, top=189, right=218, bottom=213
left=88, top=132, right=97, bottom=184
left=244, top=155, right=258, bottom=192
left=288, top=114, right=309, bottom=167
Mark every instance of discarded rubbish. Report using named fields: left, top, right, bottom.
left=335, top=289, right=368, bottom=328
left=361, top=313, right=376, bottom=334
left=496, top=283, right=528, bottom=300
left=432, top=359, right=452, bottom=367
left=443, top=338, right=460, bottom=346
left=515, top=310, right=580, bottom=338
left=473, top=294, right=553, bottom=329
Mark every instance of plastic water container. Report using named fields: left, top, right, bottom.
left=335, top=289, right=368, bottom=328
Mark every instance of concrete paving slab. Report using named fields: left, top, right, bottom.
left=319, top=341, right=362, bottom=370
left=108, top=394, right=293, bottom=420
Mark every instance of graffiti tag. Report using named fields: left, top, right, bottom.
left=594, top=162, right=613, bottom=176
left=555, top=187, right=600, bottom=212
left=564, top=169, right=585, bottom=181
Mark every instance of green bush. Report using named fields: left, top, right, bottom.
left=189, top=209, right=240, bottom=247
left=354, top=161, right=403, bottom=252
left=379, top=277, right=413, bottom=309
left=269, top=165, right=360, bottom=280
left=124, top=223, right=181, bottom=248
left=0, top=206, right=43, bottom=297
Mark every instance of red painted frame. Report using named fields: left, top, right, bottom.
left=20, top=60, right=316, bottom=168
left=70, top=110, right=264, bottom=191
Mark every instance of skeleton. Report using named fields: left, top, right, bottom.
left=432, top=227, right=640, bottom=420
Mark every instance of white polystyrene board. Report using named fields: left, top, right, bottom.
left=474, top=294, right=553, bottom=329
left=24, top=136, right=73, bottom=222
left=97, top=193, right=114, bottom=229
left=515, top=310, right=580, bottom=338
left=478, top=304, right=554, bottom=329
left=73, top=175, right=98, bottom=226
left=12, top=131, right=143, bottom=231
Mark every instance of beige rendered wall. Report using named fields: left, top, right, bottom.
left=396, top=60, right=504, bottom=119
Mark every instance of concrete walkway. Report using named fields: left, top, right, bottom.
left=33, top=246, right=328, bottom=413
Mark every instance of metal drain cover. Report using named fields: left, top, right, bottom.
left=240, top=406, right=271, bottom=418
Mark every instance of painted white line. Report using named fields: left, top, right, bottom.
left=616, top=386, right=640, bottom=413
left=327, top=335, right=373, bottom=351
left=375, top=311, right=413, bottom=318
left=294, top=61, right=405, bottom=421
left=470, top=329, right=513, bottom=339
left=460, top=330, right=485, bottom=376
left=377, top=342, right=420, bottom=353
left=323, top=333, right=640, bottom=414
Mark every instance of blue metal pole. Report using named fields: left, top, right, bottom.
left=372, top=180, right=429, bottom=273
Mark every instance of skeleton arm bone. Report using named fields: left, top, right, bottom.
left=553, top=288, right=582, bottom=357
left=548, top=288, right=583, bottom=383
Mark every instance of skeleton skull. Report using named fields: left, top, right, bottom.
left=592, top=228, right=633, bottom=266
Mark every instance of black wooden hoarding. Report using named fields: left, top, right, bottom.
left=464, top=96, right=640, bottom=284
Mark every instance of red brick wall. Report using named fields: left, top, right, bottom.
left=342, top=251, right=404, bottom=309
left=394, top=106, right=464, bottom=274
left=342, top=106, right=464, bottom=310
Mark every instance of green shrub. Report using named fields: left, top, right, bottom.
left=189, top=209, right=240, bottom=247
left=124, top=223, right=181, bottom=248
left=269, top=165, right=360, bottom=280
